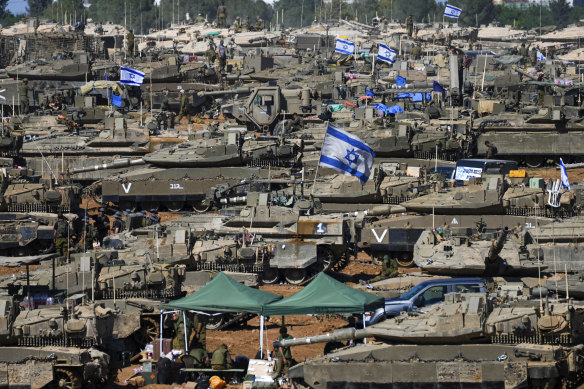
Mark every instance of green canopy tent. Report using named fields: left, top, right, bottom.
left=162, top=272, right=283, bottom=356
left=263, top=272, right=384, bottom=316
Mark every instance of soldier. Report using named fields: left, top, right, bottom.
left=205, top=40, right=217, bottom=64
left=126, top=29, right=135, bottom=57
left=53, top=213, right=69, bottom=257
left=160, top=90, right=170, bottom=111
left=254, top=16, right=264, bottom=31
left=233, top=16, right=241, bottom=33
left=95, top=207, right=110, bottom=245
left=122, top=209, right=131, bottom=231
left=411, top=41, right=422, bottom=60
left=406, top=15, right=414, bottom=37
left=195, top=13, right=205, bottom=23
left=274, top=326, right=294, bottom=377
left=217, top=40, right=227, bottom=72
left=171, top=312, right=191, bottom=350
left=177, top=89, right=190, bottom=123
left=243, top=16, right=251, bottom=31
left=142, top=86, right=151, bottom=111
left=484, top=140, right=498, bottom=159
left=519, top=42, right=528, bottom=65
left=450, top=46, right=465, bottom=98
left=78, top=216, right=97, bottom=252
left=147, top=214, right=160, bottom=226
left=369, top=255, right=398, bottom=283
left=284, top=112, right=304, bottom=134
left=217, top=1, right=227, bottom=28
left=211, top=344, right=233, bottom=370
left=19, top=78, right=32, bottom=115
left=112, top=211, right=124, bottom=234
left=189, top=314, right=207, bottom=351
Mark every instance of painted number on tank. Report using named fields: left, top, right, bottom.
left=316, top=223, right=327, bottom=234
left=169, top=184, right=184, bottom=190
left=286, top=35, right=296, bottom=43
left=525, top=222, right=534, bottom=229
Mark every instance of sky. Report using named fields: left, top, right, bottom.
left=7, top=0, right=27, bottom=15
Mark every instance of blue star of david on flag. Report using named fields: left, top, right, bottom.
left=345, top=149, right=359, bottom=164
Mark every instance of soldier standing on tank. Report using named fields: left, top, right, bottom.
left=19, top=78, right=33, bottom=115
left=96, top=207, right=110, bottom=245
left=485, top=140, right=498, bottom=159
left=519, top=43, right=528, bottom=65
left=195, top=13, right=205, bottom=23
left=53, top=213, right=69, bottom=257
left=217, top=40, right=226, bottom=72
left=411, top=41, right=422, bottom=60
left=406, top=15, right=414, bottom=37
left=233, top=16, right=242, bottom=33
left=274, top=326, right=294, bottom=377
left=78, top=216, right=97, bottom=252
left=126, top=29, right=135, bottom=57
left=217, top=1, right=227, bottom=28
left=205, top=40, right=217, bottom=64
left=177, top=89, right=190, bottom=123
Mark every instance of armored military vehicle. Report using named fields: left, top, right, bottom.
left=0, top=217, right=55, bottom=257
left=5, top=51, right=91, bottom=81
left=76, top=131, right=301, bottom=211
left=280, top=292, right=584, bottom=388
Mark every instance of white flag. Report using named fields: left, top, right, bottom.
left=335, top=38, right=355, bottom=55
left=378, top=44, right=397, bottom=64
left=120, top=66, right=145, bottom=86
left=560, top=158, right=570, bottom=190
left=444, top=4, right=462, bottom=19
left=319, top=124, right=375, bottom=184
left=537, top=49, right=546, bottom=62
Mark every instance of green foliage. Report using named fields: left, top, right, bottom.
left=41, top=0, right=85, bottom=23
left=447, top=0, right=494, bottom=26
left=27, top=0, right=52, bottom=17
left=386, top=0, right=441, bottom=23
left=549, top=0, right=571, bottom=28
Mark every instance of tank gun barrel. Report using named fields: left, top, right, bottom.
left=278, top=328, right=359, bottom=347
left=512, top=65, right=539, bottom=81
left=487, top=227, right=509, bottom=263
left=72, top=158, right=146, bottom=174
left=198, top=87, right=252, bottom=97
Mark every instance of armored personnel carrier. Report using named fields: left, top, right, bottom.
left=280, top=292, right=584, bottom=388
left=77, top=131, right=301, bottom=211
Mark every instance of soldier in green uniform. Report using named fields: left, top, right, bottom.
left=205, top=40, right=217, bottom=64
left=369, top=255, right=398, bottom=283
left=484, top=140, right=498, bottom=159
left=95, top=207, right=110, bottom=246
left=519, top=43, right=528, bottom=65
left=19, top=79, right=32, bottom=115
left=411, top=42, right=422, bottom=60
left=195, top=13, right=205, bottom=23
left=160, top=90, right=170, bottom=111
left=189, top=314, right=207, bottom=351
left=254, top=16, right=264, bottom=31
left=217, top=2, right=227, bottom=27
left=172, top=312, right=192, bottom=350
left=406, top=15, right=414, bottom=37
left=53, top=213, right=69, bottom=257
left=274, top=326, right=294, bottom=376
left=211, top=344, right=233, bottom=370
left=177, top=89, right=190, bottom=123
left=243, top=16, right=251, bottom=31
left=77, top=216, right=97, bottom=252
left=233, top=16, right=241, bottom=33
left=126, top=29, right=135, bottom=57
left=142, top=86, right=151, bottom=111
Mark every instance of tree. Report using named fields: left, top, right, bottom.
left=41, top=0, right=85, bottom=23
left=549, top=0, right=572, bottom=28
left=448, top=0, right=494, bottom=27
left=381, top=0, right=439, bottom=22
left=27, top=0, right=52, bottom=17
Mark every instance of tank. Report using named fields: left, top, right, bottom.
left=5, top=51, right=91, bottom=81
left=76, top=131, right=301, bottom=212
left=402, top=174, right=576, bottom=217
left=412, top=226, right=544, bottom=276
left=280, top=292, right=584, bottom=388
left=472, top=110, right=584, bottom=167
left=0, top=218, right=55, bottom=257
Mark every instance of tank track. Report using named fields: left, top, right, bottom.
left=382, top=196, right=413, bottom=205
left=97, top=286, right=182, bottom=300
left=7, top=203, right=71, bottom=213
left=246, top=158, right=299, bottom=168
left=413, top=151, right=458, bottom=161
left=17, top=336, right=96, bottom=348
left=491, top=333, right=573, bottom=345
left=506, top=207, right=577, bottom=218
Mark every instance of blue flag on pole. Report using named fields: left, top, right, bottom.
left=560, top=158, right=570, bottom=190
left=433, top=80, right=445, bottom=96
left=444, top=4, right=462, bottom=19
left=319, top=124, right=375, bottom=185
left=396, top=76, right=406, bottom=86
left=335, top=38, right=355, bottom=55
left=111, top=94, right=123, bottom=107
left=120, top=66, right=145, bottom=86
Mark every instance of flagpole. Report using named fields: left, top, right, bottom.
left=311, top=121, right=329, bottom=197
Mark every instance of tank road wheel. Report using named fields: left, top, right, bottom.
left=133, top=317, right=160, bottom=347
left=260, top=268, right=280, bottom=284
left=205, top=314, right=226, bottom=331
left=396, top=252, right=415, bottom=268
left=52, top=368, right=81, bottom=389
left=525, top=156, right=544, bottom=168
left=285, top=268, right=308, bottom=285
left=165, top=201, right=184, bottom=212
left=192, top=199, right=211, bottom=213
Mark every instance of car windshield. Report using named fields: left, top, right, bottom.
left=398, top=282, right=429, bottom=300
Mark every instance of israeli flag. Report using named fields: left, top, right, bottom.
left=319, top=124, right=375, bottom=185
left=378, top=44, right=397, bottom=64
left=537, top=49, right=546, bottom=62
left=560, top=158, right=570, bottom=190
left=120, top=66, right=145, bottom=86
left=444, top=4, right=462, bottom=19
left=335, top=38, right=355, bottom=55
